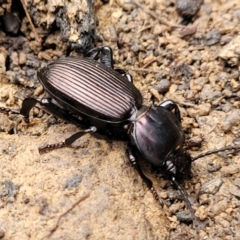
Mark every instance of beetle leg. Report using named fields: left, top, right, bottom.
left=159, top=100, right=181, bottom=122
left=86, top=46, right=133, bottom=82
left=126, top=147, right=163, bottom=206
left=84, top=47, right=102, bottom=59
left=0, top=98, right=36, bottom=120
left=0, top=107, right=20, bottom=115
left=85, top=46, right=114, bottom=69
left=38, top=98, right=87, bottom=126
left=171, top=177, right=199, bottom=238
left=19, top=97, right=87, bottom=127
left=19, top=98, right=39, bottom=121
left=115, top=69, right=133, bottom=83
left=39, top=126, right=97, bottom=154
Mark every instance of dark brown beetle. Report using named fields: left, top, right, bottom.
left=1, top=46, right=239, bottom=238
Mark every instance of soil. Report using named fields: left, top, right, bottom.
left=0, top=0, right=240, bottom=240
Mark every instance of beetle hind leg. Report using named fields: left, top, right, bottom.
left=0, top=107, right=20, bottom=115
left=127, top=147, right=163, bottom=206
left=85, top=46, right=134, bottom=83
left=18, top=97, right=88, bottom=128
left=39, top=126, right=97, bottom=154
left=0, top=98, right=37, bottom=121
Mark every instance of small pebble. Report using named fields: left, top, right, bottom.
left=229, top=185, right=240, bottom=198
left=117, top=0, right=134, bottom=11
left=176, top=210, right=192, bottom=223
left=219, top=35, right=240, bottom=66
left=208, top=163, right=221, bottom=173
left=205, top=28, right=221, bottom=46
left=176, top=0, right=203, bottom=18
left=200, top=177, right=223, bottom=195
left=195, top=205, right=208, bottom=220
left=186, top=103, right=211, bottom=118
left=208, top=199, right=228, bottom=217
left=234, top=178, right=240, bottom=188
left=2, top=12, right=20, bottom=34
left=154, top=79, right=171, bottom=94
left=64, top=174, right=83, bottom=189
left=10, top=51, right=19, bottom=67
left=19, top=52, right=27, bottom=65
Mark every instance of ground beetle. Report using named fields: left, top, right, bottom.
left=1, top=46, right=239, bottom=237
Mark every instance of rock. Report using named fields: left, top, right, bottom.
left=176, top=210, right=193, bottom=223
left=205, top=28, right=221, bottom=46
left=2, top=12, right=20, bottom=34
left=200, top=178, right=223, bottom=195
left=176, top=0, right=203, bottom=18
left=0, top=47, right=7, bottom=74
left=154, top=79, right=171, bottom=94
left=218, top=36, right=240, bottom=66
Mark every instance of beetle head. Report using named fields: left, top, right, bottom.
left=133, top=106, right=192, bottom=180
left=164, top=148, right=192, bottom=180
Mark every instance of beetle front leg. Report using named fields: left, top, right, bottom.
left=39, top=126, right=97, bottom=154
left=85, top=46, right=114, bottom=69
left=126, top=147, right=163, bottom=206
left=159, top=100, right=181, bottom=122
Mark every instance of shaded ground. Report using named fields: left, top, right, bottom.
left=0, top=0, right=240, bottom=239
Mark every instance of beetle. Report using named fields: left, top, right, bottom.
left=0, top=46, right=239, bottom=236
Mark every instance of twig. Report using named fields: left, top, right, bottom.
left=127, top=67, right=160, bottom=73
left=42, top=193, right=90, bottom=239
left=20, top=0, right=41, bottom=42
left=142, top=57, right=157, bottom=68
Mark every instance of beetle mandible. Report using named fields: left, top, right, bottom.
left=1, top=46, right=239, bottom=234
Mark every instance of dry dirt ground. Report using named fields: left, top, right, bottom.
left=0, top=0, right=240, bottom=239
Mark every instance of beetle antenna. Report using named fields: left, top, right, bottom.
left=171, top=177, right=199, bottom=240
left=192, top=145, right=240, bottom=162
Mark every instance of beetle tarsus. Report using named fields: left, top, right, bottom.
left=150, top=187, right=164, bottom=206
left=127, top=147, right=163, bottom=206
left=0, top=107, right=20, bottom=115
left=85, top=46, right=114, bottom=69
left=115, top=69, right=133, bottom=83
left=20, top=97, right=39, bottom=120
left=38, top=127, right=97, bottom=155
left=171, top=177, right=199, bottom=240
left=39, top=142, right=66, bottom=155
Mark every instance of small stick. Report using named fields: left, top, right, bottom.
left=142, top=57, right=157, bottom=69
left=20, top=0, right=41, bottom=42
left=127, top=67, right=160, bottom=73
left=42, top=193, right=90, bottom=239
